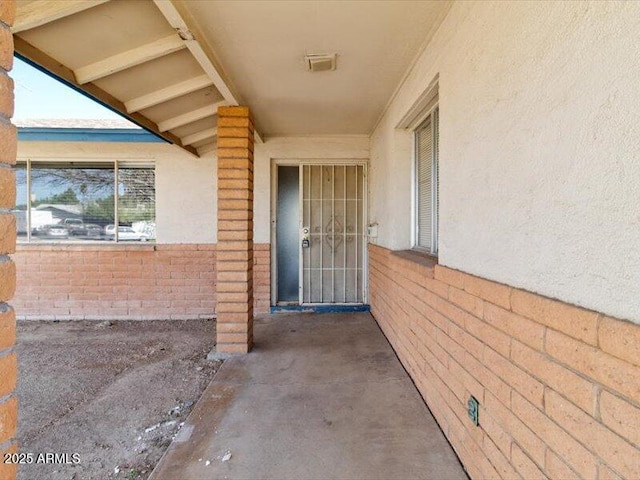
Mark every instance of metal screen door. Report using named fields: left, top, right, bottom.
left=301, top=165, right=364, bottom=303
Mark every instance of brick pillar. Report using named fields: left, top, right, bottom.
left=0, top=2, right=18, bottom=479
left=216, top=106, right=254, bottom=354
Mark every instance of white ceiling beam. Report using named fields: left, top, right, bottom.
left=197, top=142, right=217, bottom=156
left=182, top=128, right=217, bottom=146
left=157, top=101, right=226, bottom=132
left=12, top=0, right=110, bottom=33
left=124, top=75, right=213, bottom=114
left=74, top=35, right=185, bottom=85
left=152, top=0, right=262, bottom=143
left=153, top=0, right=237, bottom=104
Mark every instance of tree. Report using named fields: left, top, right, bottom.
left=84, top=195, right=115, bottom=223
left=28, top=166, right=155, bottom=224
left=32, top=187, right=79, bottom=206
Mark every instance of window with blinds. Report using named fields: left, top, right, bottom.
left=414, top=107, right=439, bottom=254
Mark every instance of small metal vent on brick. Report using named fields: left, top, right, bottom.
left=304, top=53, right=337, bottom=72
left=467, top=396, right=480, bottom=426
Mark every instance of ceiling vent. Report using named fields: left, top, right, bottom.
left=305, top=53, right=337, bottom=72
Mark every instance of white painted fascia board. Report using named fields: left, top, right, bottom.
left=74, top=35, right=185, bottom=85
left=124, top=75, right=213, bottom=113
left=12, top=0, right=110, bottom=33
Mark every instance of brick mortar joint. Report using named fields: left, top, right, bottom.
left=0, top=391, right=15, bottom=406
left=0, top=439, right=17, bottom=454
left=0, top=347, right=14, bottom=363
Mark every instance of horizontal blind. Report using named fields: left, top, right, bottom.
left=118, top=167, right=156, bottom=240
left=433, top=108, right=439, bottom=255
left=416, top=116, right=433, bottom=250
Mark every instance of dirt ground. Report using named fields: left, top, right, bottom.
left=15, top=319, right=221, bottom=480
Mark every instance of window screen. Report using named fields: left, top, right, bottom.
left=415, top=107, right=439, bottom=254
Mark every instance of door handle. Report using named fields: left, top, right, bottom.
left=301, top=227, right=310, bottom=248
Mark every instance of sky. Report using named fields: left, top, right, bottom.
left=13, top=56, right=124, bottom=203
left=13, top=57, right=123, bottom=120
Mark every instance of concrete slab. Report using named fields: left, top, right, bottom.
left=150, top=313, right=468, bottom=480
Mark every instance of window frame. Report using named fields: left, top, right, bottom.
left=412, top=105, right=439, bottom=255
left=15, top=158, right=156, bottom=244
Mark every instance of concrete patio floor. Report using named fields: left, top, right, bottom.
left=150, top=312, right=467, bottom=480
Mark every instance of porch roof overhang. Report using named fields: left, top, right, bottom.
left=13, top=0, right=247, bottom=157
left=13, top=0, right=451, bottom=156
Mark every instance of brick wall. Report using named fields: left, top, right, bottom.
left=12, top=244, right=270, bottom=320
left=253, top=243, right=270, bottom=314
left=369, top=244, right=640, bottom=480
left=0, top=1, right=17, bottom=478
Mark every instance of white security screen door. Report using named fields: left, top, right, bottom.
left=301, top=165, right=365, bottom=303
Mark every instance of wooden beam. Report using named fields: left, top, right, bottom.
left=157, top=101, right=225, bottom=132
left=14, top=36, right=198, bottom=157
left=125, top=75, right=213, bottom=113
left=12, top=0, right=110, bottom=33
left=153, top=0, right=237, bottom=104
left=182, top=128, right=217, bottom=146
left=74, top=35, right=185, bottom=85
left=197, top=142, right=217, bottom=155
left=152, top=0, right=263, bottom=143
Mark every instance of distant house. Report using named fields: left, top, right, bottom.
left=33, top=204, right=83, bottom=223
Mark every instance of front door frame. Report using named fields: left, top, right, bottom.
left=270, top=158, right=369, bottom=307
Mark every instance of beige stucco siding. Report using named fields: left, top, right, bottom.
left=369, top=1, right=640, bottom=322
left=156, top=152, right=216, bottom=244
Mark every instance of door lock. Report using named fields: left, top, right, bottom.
left=301, top=227, right=310, bottom=248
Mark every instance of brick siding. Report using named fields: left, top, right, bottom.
left=253, top=243, right=270, bottom=314
left=369, top=244, right=640, bottom=480
left=12, top=243, right=270, bottom=320
left=0, top=2, right=17, bottom=478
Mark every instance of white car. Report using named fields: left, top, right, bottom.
left=42, top=224, right=69, bottom=239
left=104, top=225, right=149, bottom=241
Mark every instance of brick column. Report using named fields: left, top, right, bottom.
left=0, top=2, right=18, bottom=479
left=216, top=106, right=254, bottom=354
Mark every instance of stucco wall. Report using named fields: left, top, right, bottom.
left=156, top=151, right=216, bottom=244
left=253, top=136, right=370, bottom=243
left=369, top=1, right=640, bottom=322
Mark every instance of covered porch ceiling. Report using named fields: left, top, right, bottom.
left=13, top=0, right=451, bottom=156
